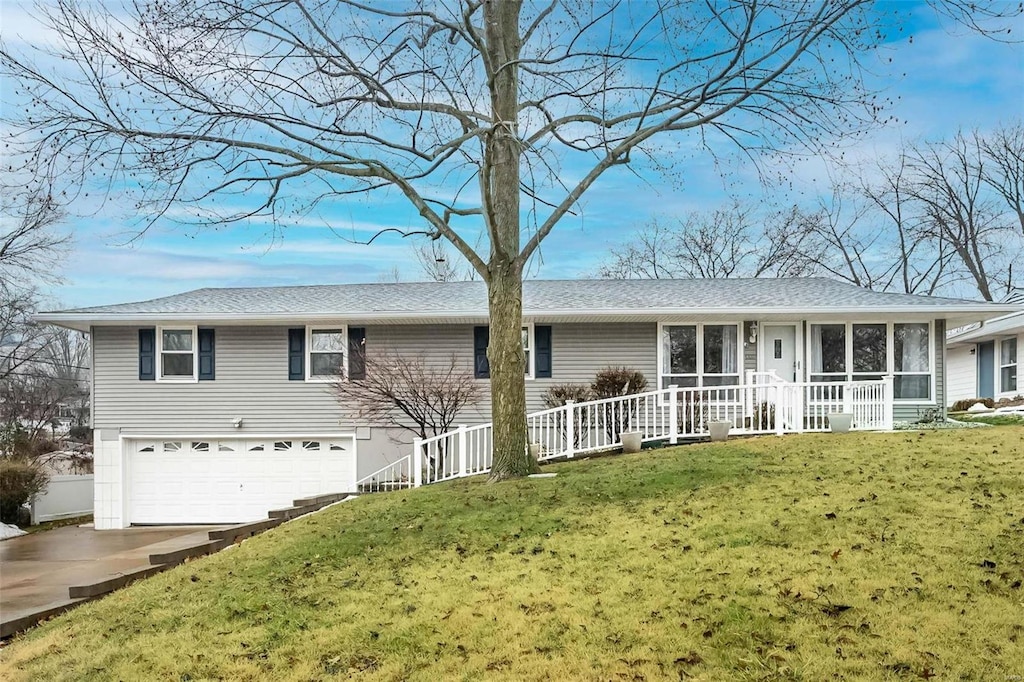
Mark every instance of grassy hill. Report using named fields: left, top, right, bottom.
left=2, top=428, right=1022, bottom=680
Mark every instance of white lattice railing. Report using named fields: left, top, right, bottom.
left=401, top=375, right=894, bottom=489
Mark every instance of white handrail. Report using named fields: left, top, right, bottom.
left=355, top=455, right=413, bottom=492
left=406, top=378, right=892, bottom=488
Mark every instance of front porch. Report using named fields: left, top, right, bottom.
left=357, top=373, right=894, bottom=490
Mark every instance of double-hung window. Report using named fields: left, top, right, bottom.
left=660, top=324, right=739, bottom=388
left=473, top=325, right=537, bottom=379
left=894, top=323, right=930, bottom=399
left=307, top=327, right=346, bottom=380
left=522, top=324, right=534, bottom=379
left=1000, top=338, right=1018, bottom=393
left=158, top=327, right=197, bottom=381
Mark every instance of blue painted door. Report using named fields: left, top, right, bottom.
left=977, top=341, right=995, bottom=398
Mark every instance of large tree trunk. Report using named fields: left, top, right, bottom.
left=487, top=262, right=536, bottom=480
left=483, top=0, right=534, bottom=480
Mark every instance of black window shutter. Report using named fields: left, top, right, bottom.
left=535, top=325, right=552, bottom=378
left=288, top=328, right=305, bottom=380
left=348, top=327, right=366, bottom=380
left=139, top=328, right=156, bottom=381
left=474, top=326, right=490, bottom=378
left=198, top=328, right=215, bottom=381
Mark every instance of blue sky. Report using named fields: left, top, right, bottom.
left=2, top=1, right=1022, bottom=309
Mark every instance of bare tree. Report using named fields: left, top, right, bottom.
left=598, top=205, right=817, bottom=280
left=1, top=285, right=48, bottom=382
left=331, top=349, right=483, bottom=444
left=415, top=239, right=478, bottom=282
left=906, top=130, right=1019, bottom=301
left=978, top=123, right=1024, bottom=237
left=1, top=327, right=89, bottom=441
left=3, top=1, right=1018, bottom=479
left=1, top=188, right=68, bottom=287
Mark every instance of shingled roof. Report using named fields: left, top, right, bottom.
left=37, top=278, right=1019, bottom=329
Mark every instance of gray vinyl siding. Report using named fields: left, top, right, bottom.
left=91, top=317, right=949, bottom=454
left=892, top=318, right=945, bottom=423
left=91, top=323, right=659, bottom=434
left=528, top=323, right=657, bottom=411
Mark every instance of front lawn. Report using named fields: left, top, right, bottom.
left=2, top=429, right=1022, bottom=680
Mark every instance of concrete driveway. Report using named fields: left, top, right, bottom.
left=1, top=524, right=223, bottom=634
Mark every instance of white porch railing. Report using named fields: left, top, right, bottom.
left=383, top=374, right=893, bottom=490
left=355, top=455, right=414, bottom=492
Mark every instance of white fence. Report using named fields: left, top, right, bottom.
left=355, top=375, right=894, bottom=491
left=30, top=474, right=94, bottom=524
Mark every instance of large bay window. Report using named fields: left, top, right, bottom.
left=660, top=324, right=739, bottom=388
left=809, top=322, right=932, bottom=400
left=1000, top=338, right=1018, bottom=393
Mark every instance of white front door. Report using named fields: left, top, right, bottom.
left=763, top=325, right=797, bottom=381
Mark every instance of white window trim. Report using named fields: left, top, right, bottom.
left=999, top=336, right=1018, bottom=395
left=306, top=324, right=348, bottom=383
left=657, top=321, right=743, bottom=389
left=523, top=323, right=535, bottom=381
left=805, top=320, right=935, bottom=403
left=156, top=325, right=198, bottom=383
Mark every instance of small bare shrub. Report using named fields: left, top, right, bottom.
left=591, top=367, right=649, bottom=399
left=591, top=367, right=649, bottom=442
left=541, top=384, right=593, bottom=449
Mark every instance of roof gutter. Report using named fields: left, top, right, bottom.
left=35, top=303, right=1023, bottom=331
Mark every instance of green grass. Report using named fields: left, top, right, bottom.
left=2, top=429, right=1023, bottom=680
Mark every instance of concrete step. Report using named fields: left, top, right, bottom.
left=1, top=598, right=91, bottom=639
left=209, top=518, right=284, bottom=544
left=292, top=492, right=358, bottom=507
left=149, top=539, right=227, bottom=566
left=69, top=564, right=168, bottom=599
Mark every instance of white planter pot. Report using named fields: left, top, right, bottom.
left=708, top=420, right=731, bottom=442
left=528, top=443, right=542, bottom=460
left=828, top=412, right=854, bottom=433
left=620, top=431, right=642, bottom=453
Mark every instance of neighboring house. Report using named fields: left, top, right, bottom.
left=946, top=310, right=1023, bottom=405
left=36, top=278, right=1018, bottom=529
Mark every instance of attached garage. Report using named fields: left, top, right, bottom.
left=125, top=436, right=357, bottom=524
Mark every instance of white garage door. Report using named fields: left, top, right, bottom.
left=126, top=437, right=357, bottom=524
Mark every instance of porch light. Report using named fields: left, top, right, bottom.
left=748, top=323, right=758, bottom=344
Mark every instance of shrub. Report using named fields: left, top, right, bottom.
left=0, top=425, right=60, bottom=459
left=591, top=367, right=649, bottom=399
left=0, top=457, right=50, bottom=524
left=950, top=398, right=995, bottom=412
left=68, top=425, right=93, bottom=442
left=541, top=383, right=593, bottom=409
left=591, top=367, right=649, bottom=442
left=541, top=384, right=593, bottom=449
